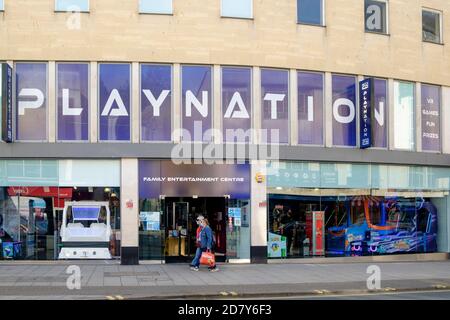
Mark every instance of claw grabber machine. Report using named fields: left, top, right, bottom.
left=305, top=211, right=325, bottom=257
left=58, top=202, right=112, bottom=259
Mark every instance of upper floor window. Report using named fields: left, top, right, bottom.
left=139, top=0, right=173, bottom=14
left=221, top=0, right=253, bottom=19
left=297, top=0, right=324, bottom=26
left=365, top=0, right=388, bottom=34
left=422, top=8, right=442, bottom=44
left=55, top=0, right=89, bottom=12
left=0, top=0, right=4, bottom=11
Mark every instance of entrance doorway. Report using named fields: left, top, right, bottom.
left=163, top=197, right=227, bottom=263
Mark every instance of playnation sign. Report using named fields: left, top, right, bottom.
left=14, top=64, right=391, bottom=147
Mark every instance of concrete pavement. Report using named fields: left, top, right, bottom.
left=0, top=260, right=450, bottom=299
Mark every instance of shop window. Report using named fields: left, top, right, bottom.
left=55, top=0, right=89, bottom=12
left=393, top=81, right=415, bottom=151
left=0, top=186, right=120, bottom=260
left=221, top=0, right=253, bottom=19
left=422, top=9, right=442, bottom=44
left=297, top=0, right=324, bottom=26
left=267, top=190, right=441, bottom=259
left=139, top=0, right=173, bottom=15
left=364, top=0, right=388, bottom=34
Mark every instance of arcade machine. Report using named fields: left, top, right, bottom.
left=58, top=201, right=112, bottom=259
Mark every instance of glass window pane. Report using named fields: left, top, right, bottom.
left=298, top=72, right=324, bottom=145
left=365, top=0, right=387, bottom=33
left=421, top=84, right=441, bottom=152
left=297, top=0, right=323, bottom=25
left=394, top=81, right=415, bottom=150
left=15, top=63, right=48, bottom=141
left=181, top=66, right=213, bottom=142
left=140, top=0, right=173, bottom=14
left=261, top=69, right=289, bottom=144
left=0, top=0, right=4, bottom=11
left=55, top=0, right=89, bottom=12
left=222, top=67, right=252, bottom=142
left=423, top=10, right=441, bottom=43
left=221, top=0, right=253, bottom=19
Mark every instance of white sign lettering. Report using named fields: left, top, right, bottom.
left=374, top=101, right=384, bottom=126
left=143, top=89, right=170, bottom=117
left=333, top=98, right=355, bottom=124
left=307, top=96, right=314, bottom=122
left=264, top=93, right=285, bottom=120
left=18, top=88, right=44, bottom=115
left=62, top=89, right=83, bottom=116
left=186, top=90, right=208, bottom=117
left=224, top=92, right=250, bottom=119
left=101, top=89, right=128, bottom=116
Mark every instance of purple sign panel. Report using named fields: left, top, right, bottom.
left=421, top=84, right=441, bottom=152
left=261, top=69, right=289, bottom=144
left=182, top=65, right=212, bottom=142
left=373, top=78, right=387, bottom=148
left=57, top=63, right=89, bottom=141
left=359, top=78, right=373, bottom=149
left=332, top=75, right=356, bottom=147
left=16, top=63, right=48, bottom=141
left=298, top=72, right=323, bottom=145
left=1, top=63, right=13, bottom=143
left=99, top=63, right=131, bottom=141
left=139, top=160, right=251, bottom=199
left=222, top=67, right=252, bottom=143
left=141, top=64, right=172, bottom=141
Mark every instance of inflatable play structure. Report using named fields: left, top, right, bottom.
left=326, top=197, right=437, bottom=256
left=58, top=201, right=112, bottom=259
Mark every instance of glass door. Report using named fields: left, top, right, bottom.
left=165, top=200, right=190, bottom=261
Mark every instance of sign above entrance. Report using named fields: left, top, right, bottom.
left=139, top=161, right=250, bottom=199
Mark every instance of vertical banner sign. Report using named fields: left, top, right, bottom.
left=332, top=75, right=357, bottom=146
left=222, top=67, right=252, bottom=142
left=57, top=63, right=89, bottom=141
left=141, top=64, right=172, bottom=142
left=373, top=79, right=387, bottom=148
left=421, top=84, right=441, bottom=152
left=16, top=63, right=48, bottom=141
left=394, top=81, right=415, bottom=150
left=359, top=78, right=373, bottom=149
left=182, top=65, right=212, bottom=142
left=1, top=63, right=13, bottom=143
left=261, top=69, right=289, bottom=144
left=298, top=72, right=323, bottom=145
left=99, top=63, right=131, bottom=141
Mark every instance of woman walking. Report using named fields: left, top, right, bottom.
left=190, top=218, right=218, bottom=272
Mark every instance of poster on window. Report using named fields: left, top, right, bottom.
left=222, top=67, right=252, bottom=142
left=99, top=63, right=131, bottom=141
left=141, top=64, right=172, bottom=142
left=182, top=65, right=212, bottom=142
left=394, top=82, right=415, bottom=150
left=261, top=69, right=289, bottom=144
left=298, top=72, right=323, bottom=145
left=16, top=63, right=48, bottom=141
left=57, top=63, right=89, bottom=141
left=332, top=75, right=356, bottom=147
left=421, top=84, right=440, bottom=152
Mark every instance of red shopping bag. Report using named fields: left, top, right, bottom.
left=200, top=251, right=215, bottom=266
